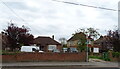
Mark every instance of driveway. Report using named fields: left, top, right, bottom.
left=89, top=58, right=106, bottom=62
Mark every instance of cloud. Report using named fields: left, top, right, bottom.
left=0, top=0, right=119, bottom=41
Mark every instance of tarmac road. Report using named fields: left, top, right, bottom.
left=2, top=59, right=120, bottom=69
left=2, top=66, right=120, bottom=69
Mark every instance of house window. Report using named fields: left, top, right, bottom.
left=48, top=45, right=57, bottom=51
left=93, top=48, right=99, bottom=53
left=70, top=41, right=74, bottom=46
left=68, top=42, right=71, bottom=46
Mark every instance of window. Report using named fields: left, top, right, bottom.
left=93, top=48, right=99, bottom=53
left=32, top=48, right=36, bottom=51
left=70, top=41, right=74, bottom=46
left=48, top=45, right=56, bottom=51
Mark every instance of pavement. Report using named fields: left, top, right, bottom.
left=1, top=59, right=120, bottom=68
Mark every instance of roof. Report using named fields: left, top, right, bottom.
left=67, top=32, right=86, bottom=41
left=94, top=36, right=112, bottom=43
left=33, top=36, right=61, bottom=46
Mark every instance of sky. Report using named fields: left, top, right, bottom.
left=0, top=0, right=119, bottom=41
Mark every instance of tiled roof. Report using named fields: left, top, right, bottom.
left=94, top=36, right=112, bottom=43
left=33, top=36, right=61, bottom=46
left=67, top=32, right=86, bottom=41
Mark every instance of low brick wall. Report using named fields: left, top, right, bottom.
left=2, top=52, right=86, bottom=62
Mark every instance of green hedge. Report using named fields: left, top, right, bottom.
left=89, top=56, right=102, bottom=59
left=1, top=50, right=21, bottom=55
left=112, top=52, right=120, bottom=58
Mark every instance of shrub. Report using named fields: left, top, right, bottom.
left=103, top=58, right=111, bottom=61
left=112, top=52, right=120, bottom=58
left=2, top=50, right=21, bottom=55
left=89, top=56, right=102, bottom=59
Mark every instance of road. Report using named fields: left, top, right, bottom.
left=2, top=66, right=120, bottom=69
left=1, top=59, right=120, bottom=69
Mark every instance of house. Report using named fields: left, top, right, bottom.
left=33, top=36, right=62, bottom=52
left=67, top=32, right=86, bottom=47
left=67, top=32, right=87, bottom=52
left=67, top=32, right=98, bottom=53
left=94, top=36, right=113, bottom=53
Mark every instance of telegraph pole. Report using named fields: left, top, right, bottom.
left=86, top=35, right=89, bottom=62
left=119, top=2, right=120, bottom=40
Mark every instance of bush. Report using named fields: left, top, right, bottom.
left=89, top=56, right=102, bottom=59
left=112, top=52, right=120, bottom=58
left=103, top=58, right=111, bottom=61
left=2, top=50, right=21, bottom=55
left=2, top=52, right=17, bottom=55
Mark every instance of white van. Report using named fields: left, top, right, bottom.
left=21, top=46, right=43, bottom=52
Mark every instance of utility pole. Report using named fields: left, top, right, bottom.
left=118, top=2, right=120, bottom=40
left=86, top=35, right=89, bottom=62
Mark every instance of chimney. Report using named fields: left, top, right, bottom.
left=52, top=35, right=54, bottom=40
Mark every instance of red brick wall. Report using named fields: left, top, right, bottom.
left=2, top=55, right=16, bottom=62
left=2, top=52, right=86, bottom=62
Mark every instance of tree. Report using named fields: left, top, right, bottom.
left=107, top=30, right=120, bottom=52
left=77, top=35, right=87, bottom=52
left=75, top=27, right=100, bottom=39
left=3, top=23, right=34, bottom=51
left=86, top=28, right=100, bottom=39
left=59, top=37, right=67, bottom=47
left=75, top=27, right=100, bottom=52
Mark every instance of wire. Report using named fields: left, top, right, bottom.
left=52, top=0, right=119, bottom=12
left=0, top=0, right=41, bottom=34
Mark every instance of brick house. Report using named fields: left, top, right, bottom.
left=94, top=36, right=113, bottom=53
left=67, top=32, right=96, bottom=53
left=33, top=36, right=62, bottom=52
left=67, top=32, right=87, bottom=52
left=67, top=32, right=86, bottom=47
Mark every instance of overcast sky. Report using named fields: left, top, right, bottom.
left=0, top=0, right=119, bottom=41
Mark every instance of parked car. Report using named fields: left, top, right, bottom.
left=52, top=49, right=60, bottom=53
left=21, top=46, right=43, bottom=52
left=69, top=48, right=78, bottom=53
left=63, top=48, right=68, bottom=53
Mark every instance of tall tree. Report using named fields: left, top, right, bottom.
left=75, top=28, right=100, bottom=52
left=3, top=23, right=34, bottom=51
left=77, top=35, right=87, bottom=52
left=75, top=27, right=100, bottom=39
left=107, top=30, right=120, bottom=52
